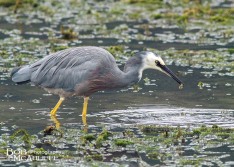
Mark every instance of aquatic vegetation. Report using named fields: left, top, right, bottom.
left=106, top=45, right=125, bottom=57
left=96, top=129, right=112, bottom=147
left=114, top=139, right=134, bottom=147
left=0, top=123, right=234, bottom=166
left=0, top=0, right=34, bottom=7
left=60, top=26, right=78, bottom=40
left=9, top=129, right=33, bottom=147
left=0, top=0, right=36, bottom=14
left=86, top=153, right=103, bottom=161
left=150, top=13, right=162, bottom=20
left=158, top=49, right=234, bottom=76
left=38, top=4, right=55, bottom=16
left=0, top=50, right=10, bottom=59
left=177, top=14, right=189, bottom=25
left=228, top=48, right=234, bottom=54
left=50, top=44, right=69, bottom=52
left=191, top=125, right=234, bottom=138
left=197, top=81, right=204, bottom=89
left=180, top=158, right=204, bottom=166
left=140, top=125, right=171, bottom=134
left=82, top=134, right=96, bottom=143
left=0, top=0, right=17, bottom=7
left=147, top=152, right=160, bottom=160
left=121, top=0, right=162, bottom=4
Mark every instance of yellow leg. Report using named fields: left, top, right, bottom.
left=82, top=97, right=89, bottom=126
left=50, top=115, right=61, bottom=129
left=50, top=97, right=65, bottom=116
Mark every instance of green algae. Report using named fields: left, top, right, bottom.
left=138, top=124, right=234, bottom=162
left=82, top=134, right=96, bottom=143
left=50, top=45, right=69, bottom=52
left=0, top=0, right=233, bottom=28
left=0, top=0, right=16, bottom=7
left=157, top=49, right=234, bottom=76
left=0, top=50, right=10, bottom=59
left=140, top=125, right=172, bottom=135
left=106, top=45, right=124, bottom=56
left=38, top=5, right=55, bottom=16
left=10, top=129, right=33, bottom=147
left=180, top=158, right=204, bottom=166
left=191, top=125, right=234, bottom=137
left=150, top=13, right=163, bottom=20
left=228, top=48, right=234, bottom=54
left=147, top=152, right=160, bottom=160
left=96, top=129, right=112, bottom=148
left=81, top=129, right=112, bottom=148
left=197, top=81, right=204, bottom=89
left=86, top=153, right=103, bottom=161
left=114, top=139, right=134, bottom=147
left=121, top=0, right=162, bottom=4
left=0, top=0, right=34, bottom=7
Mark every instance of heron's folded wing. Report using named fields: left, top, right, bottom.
left=31, top=48, right=102, bottom=91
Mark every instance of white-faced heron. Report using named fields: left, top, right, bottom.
left=11, top=46, right=183, bottom=126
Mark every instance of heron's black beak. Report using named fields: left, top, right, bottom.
left=160, top=65, right=183, bottom=88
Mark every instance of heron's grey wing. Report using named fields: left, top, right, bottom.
left=11, top=54, right=49, bottom=83
left=31, top=47, right=116, bottom=92
left=42, top=60, right=96, bottom=92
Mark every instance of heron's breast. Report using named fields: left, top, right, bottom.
left=43, top=88, right=75, bottom=98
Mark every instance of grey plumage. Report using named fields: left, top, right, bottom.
left=12, top=47, right=133, bottom=97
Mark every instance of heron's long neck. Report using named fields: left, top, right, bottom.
left=116, top=59, right=143, bottom=87
left=125, top=67, right=142, bottom=84
left=107, top=56, right=143, bottom=89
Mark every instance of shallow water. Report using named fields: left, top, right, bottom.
left=1, top=64, right=234, bottom=128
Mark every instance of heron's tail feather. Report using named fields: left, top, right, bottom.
left=11, top=65, right=32, bottom=84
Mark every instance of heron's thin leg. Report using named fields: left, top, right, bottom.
left=50, top=115, right=61, bottom=129
left=82, top=97, right=89, bottom=125
left=50, top=97, right=65, bottom=116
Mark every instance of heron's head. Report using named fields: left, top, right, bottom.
left=140, top=51, right=183, bottom=88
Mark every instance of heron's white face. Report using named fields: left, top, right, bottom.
left=142, top=52, right=165, bottom=72
left=135, top=51, right=183, bottom=87
left=139, top=51, right=183, bottom=87
left=137, top=52, right=166, bottom=79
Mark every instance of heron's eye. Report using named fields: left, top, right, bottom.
left=155, top=60, right=160, bottom=66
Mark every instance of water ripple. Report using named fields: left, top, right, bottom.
left=95, top=105, right=234, bottom=128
